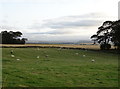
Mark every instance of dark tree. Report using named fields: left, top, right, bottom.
left=111, top=20, right=120, bottom=49
left=0, top=31, right=28, bottom=44
left=91, top=21, right=113, bottom=50
left=91, top=20, right=120, bottom=50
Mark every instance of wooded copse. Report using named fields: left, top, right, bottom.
left=0, top=31, right=27, bottom=44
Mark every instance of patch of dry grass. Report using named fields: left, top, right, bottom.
left=0, top=43, right=115, bottom=50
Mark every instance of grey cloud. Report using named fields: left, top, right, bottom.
left=45, top=29, right=73, bottom=35
left=43, top=20, right=102, bottom=29
left=30, top=29, right=72, bottom=35
left=41, top=13, right=106, bottom=29
left=28, top=13, right=106, bottom=30
left=0, top=13, right=104, bottom=34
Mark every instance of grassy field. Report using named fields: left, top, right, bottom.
left=2, top=47, right=119, bottom=87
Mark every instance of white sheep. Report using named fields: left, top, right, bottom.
left=75, top=53, right=79, bottom=55
left=45, top=55, right=49, bottom=58
left=16, top=59, right=20, bottom=61
left=83, top=55, right=86, bottom=57
left=37, top=56, right=40, bottom=59
left=91, top=59, right=95, bottom=62
left=11, top=55, right=15, bottom=57
left=37, top=48, right=40, bottom=50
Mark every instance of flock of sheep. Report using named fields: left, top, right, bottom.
left=10, top=48, right=95, bottom=62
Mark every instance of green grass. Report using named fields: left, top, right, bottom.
left=2, top=48, right=119, bottom=87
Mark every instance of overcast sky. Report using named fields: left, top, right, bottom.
left=0, top=0, right=119, bottom=42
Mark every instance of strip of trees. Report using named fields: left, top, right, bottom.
left=91, top=20, right=120, bottom=50
left=0, top=31, right=27, bottom=44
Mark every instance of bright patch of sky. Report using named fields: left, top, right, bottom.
left=0, top=0, right=119, bottom=42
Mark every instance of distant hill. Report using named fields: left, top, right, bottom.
left=26, top=40, right=92, bottom=44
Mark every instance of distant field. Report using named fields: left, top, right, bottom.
left=0, top=44, right=116, bottom=50
left=2, top=47, right=119, bottom=87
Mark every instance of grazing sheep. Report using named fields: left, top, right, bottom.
left=57, top=48, right=61, bottom=50
left=45, top=55, right=49, bottom=58
left=11, top=55, right=15, bottom=57
left=37, top=48, right=40, bottom=50
left=83, top=55, right=86, bottom=57
left=91, top=59, right=95, bottom=62
left=16, top=59, right=20, bottom=61
left=37, top=56, right=40, bottom=59
left=75, top=53, right=79, bottom=55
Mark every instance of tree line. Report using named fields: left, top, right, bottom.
left=91, top=20, right=120, bottom=50
left=0, top=31, right=27, bottom=44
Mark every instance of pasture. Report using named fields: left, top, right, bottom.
left=2, top=47, right=119, bottom=87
